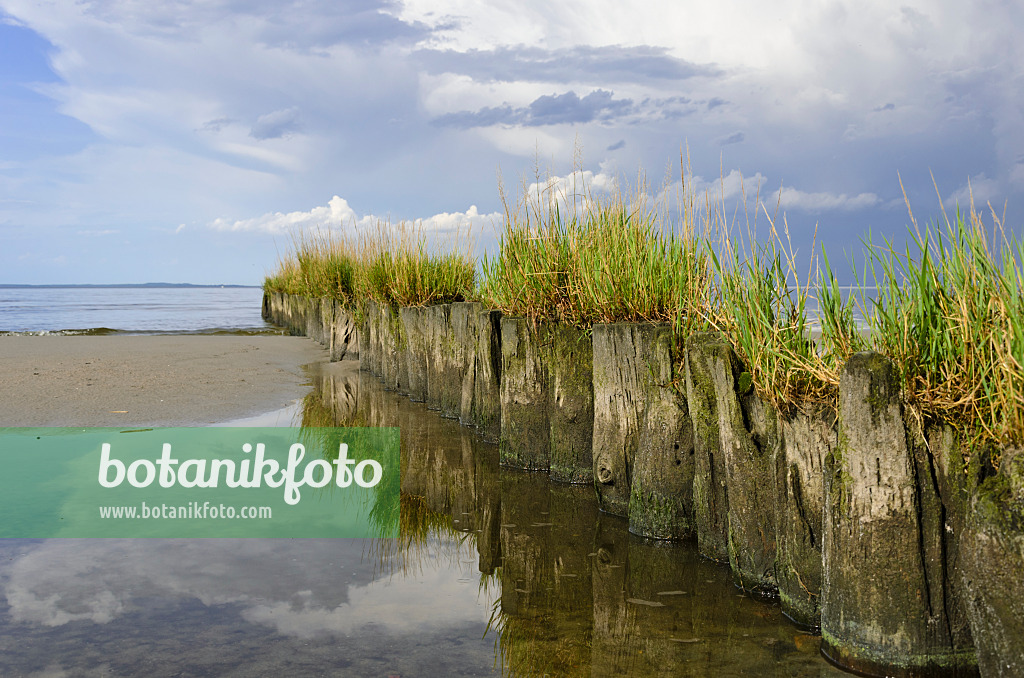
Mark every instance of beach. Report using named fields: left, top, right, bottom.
left=0, top=335, right=328, bottom=426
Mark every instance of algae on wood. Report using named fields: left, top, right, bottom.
left=593, top=323, right=693, bottom=536
left=399, top=306, right=428, bottom=401
left=960, top=445, right=1024, bottom=677
left=499, top=317, right=550, bottom=470
left=472, top=308, right=503, bottom=443
left=452, top=302, right=482, bottom=426
left=548, top=323, right=595, bottom=484
left=823, top=351, right=977, bottom=677
left=775, top=405, right=834, bottom=630
left=683, top=332, right=731, bottom=562
left=706, top=341, right=779, bottom=596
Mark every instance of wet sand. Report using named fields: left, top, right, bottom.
left=0, top=335, right=328, bottom=426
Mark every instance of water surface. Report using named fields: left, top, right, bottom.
left=0, top=286, right=275, bottom=335
left=0, top=362, right=847, bottom=676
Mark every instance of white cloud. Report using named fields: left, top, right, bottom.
left=775, top=186, right=880, bottom=212
left=659, top=169, right=878, bottom=214
left=209, top=195, right=501, bottom=238
left=209, top=195, right=361, bottom=234
left=942, top=173, right=1002, bottom=212
left=1, top=538, right=495, bottom=636
left=412, top=204, right=501, bottom=236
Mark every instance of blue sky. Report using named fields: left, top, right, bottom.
left=1, top=0, right=1022, bottom=284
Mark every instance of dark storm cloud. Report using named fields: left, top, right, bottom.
left=433, top=104, right=520, bottom=129
left=416, top=44, right=721, bottom=84
left=528, top=90, right=632, bottom=125
left=433, top=89, right=634, bottom=129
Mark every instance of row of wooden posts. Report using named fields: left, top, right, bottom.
left=264, top=291, right=1024, bottom=678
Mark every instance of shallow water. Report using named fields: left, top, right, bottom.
left=0, top=286, right=276, bottom=335
left=0, top=361, right=848, bottom=677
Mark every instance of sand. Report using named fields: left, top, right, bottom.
left=0, top=335, right=329, bottom=426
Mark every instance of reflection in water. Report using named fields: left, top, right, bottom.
left=307, top=361, right=844, bottom=677
left=0, top=361, right=846, bottom=677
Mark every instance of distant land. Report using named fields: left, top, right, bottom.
left=0, top=283, right=259, bottom=288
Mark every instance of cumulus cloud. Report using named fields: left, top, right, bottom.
left=209, top=195, right=360, bottom=234
left=209, top=196, right=500, bottom=237
left=775, top=186, right=880, bottom=212
left=411, top=204, right=500, bottom=234
left=660, top=169, right=878, bottom=214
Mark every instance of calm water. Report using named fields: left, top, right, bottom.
left=0, top=286, right=276, bottom=335
left=0, top=362, right=847, bottom=677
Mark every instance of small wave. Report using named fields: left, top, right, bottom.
left=0, top=326, right=285, bottom=337
left=0, top=327, right=123, bottom=337
left=140, top=327, right=288, bottom=336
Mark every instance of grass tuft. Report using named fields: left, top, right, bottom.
left=479, top=162, right=714, bottom=335
left=265, top=154, right=1024, bottom=449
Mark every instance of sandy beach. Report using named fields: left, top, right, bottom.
left=0, top=335, right=328, bottom=426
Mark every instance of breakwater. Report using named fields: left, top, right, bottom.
left=264, top=290, right=1024, bottom=678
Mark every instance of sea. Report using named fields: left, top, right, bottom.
left=0, top=285, right=275, bottom=335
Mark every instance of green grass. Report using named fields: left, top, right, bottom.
left=358, top=220, right=476, bottom=309
left=706, top=193, right=866, bottom=409
left=263, top=220, right=475, bottom=309
left=263, top=256, right=303, bottom=296
left=855, top=188, right=1024, bottom=447
left=265, top=156, right=1024, bottom=449
left=264, top=230, right=357, bottom=303
left=479, top=166, right=714, bottom=336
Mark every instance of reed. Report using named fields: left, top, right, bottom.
left=264, top=156, right=1023, bottom=447
left=479, top=164, right=714, bottom=335
left=262, top=256, right=303, bottom=296
left=263, top=230, right=357, bottom=304
left=707, top=205, right=856, bottom=408
left=263, top=220, right=475, bottom=309
left=358, top=219, right=476, bottom=308
left=296, top=230, right=358, bottom=304
left=856, top=189, right=1023, bottom=446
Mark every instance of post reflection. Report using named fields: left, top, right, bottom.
left=301, top=362, right=845, bottom=677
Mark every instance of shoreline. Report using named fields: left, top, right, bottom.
left=0, top=335, right=329, bottom=427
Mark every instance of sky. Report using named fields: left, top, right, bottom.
left=1, top=0, right=1022, bottom=284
